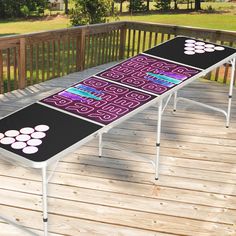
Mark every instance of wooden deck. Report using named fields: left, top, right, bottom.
left=0, top=63, right=236, bottom=236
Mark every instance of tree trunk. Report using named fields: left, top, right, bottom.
left=147, top=0, right=150, bottom=11
left=174, top=0, right=178, bottom=9
left=129, top=0, right=133, bottom=13
left=120, top=0, right=123, bottom=12
left=111, top=1, right=115, bottom=14
left=64, top=0, right=69, bottom=14
left=195, top=0, right=201, bottom=10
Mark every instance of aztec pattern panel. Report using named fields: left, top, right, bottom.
left=41, top=76, right=156, bottom=125
left=96, top=54, right=201, bottom=95
left=144, top=36, right=236, bottom=70
left=0, top=103, right=102, bottom=162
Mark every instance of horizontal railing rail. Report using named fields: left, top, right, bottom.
left=0, top=21, right=235, bottom=94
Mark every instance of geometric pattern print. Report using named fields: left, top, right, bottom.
left=41, top=77, right=155, bottom=125
left=97, top=54, right=201, bottom=95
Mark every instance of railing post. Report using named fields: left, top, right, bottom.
left=119, top=25, right=127, bottom=60
left=77, top=27, right=86, bottom=71
left=19, top=38, right=26, bottom=89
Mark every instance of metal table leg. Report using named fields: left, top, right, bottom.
left=226, top=58, right=236, bottom=128
left=99, top=134, right=102, bottom=158
left=155, top=99, right=163, bottom=180
left=42, top=166, right=48, bottom=236
left=173, top=91, right=178, bottom=112
left=172, top=58, right=236, bottom=128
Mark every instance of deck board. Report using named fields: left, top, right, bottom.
left=0, top=63, right=236, bottom=236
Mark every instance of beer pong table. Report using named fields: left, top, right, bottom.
left=0, top=36, right=235, bottom=235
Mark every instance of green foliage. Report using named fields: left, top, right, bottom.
left=205, top=5, right=216, bottom=12
left=36, top=5, right=46, bottom=16
left=20, top=5, right=30, bottom=17
left=128, top=0, right=146, bottom=12
left=154, top=0, right=171, bottom=10
left=0, top=0, right=49, bottom=18
left=70, top=0, right=113, bottom=26
left=70, top=3, right=88, bottom=26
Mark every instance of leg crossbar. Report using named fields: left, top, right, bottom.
left=0, top=215, right=38, bottom=236
left=47, top=160, right=59, bottom=183
left=173, top=58, right=236, bottom=128
left=103, top=141, right=155, bottom=167
left=97, top=99, right=166, bottom=181
left=162, top=94, right=173, bottom=115
left=176, top=97, right=228, bottom=117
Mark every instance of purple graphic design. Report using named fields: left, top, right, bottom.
left=97, top=54, right=201, bottom=95
left=41, top=77, right=155, bottom=125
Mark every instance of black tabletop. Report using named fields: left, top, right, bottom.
left=0, top=103, right=102, bottom=162
left=1, top=36, right=235, bottom=165
left=144, top=36, right=236, bottom=69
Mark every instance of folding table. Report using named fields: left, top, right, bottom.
left=0, top=36, right=235, bottom=236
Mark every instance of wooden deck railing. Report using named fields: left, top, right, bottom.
left=0, top=21, right=235, bottom=94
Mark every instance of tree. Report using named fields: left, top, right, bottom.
left=128, top=0, right=146, bottom=12
left=195, top=0, right=201, bottom=10
left=146, top=0, right=150, bottom=11
left=64, top=0, right=69, bottom=14
left=154, top=0, right=171, bottom=10
left=70, top=0, right=113, bottom=26
left=111, top=0, right=115, bottom=13
left=120, top=0, right=123, bottom=12
left=173, top=0, right=178, bottom=10
left=0, top=0, right=48, bottom=18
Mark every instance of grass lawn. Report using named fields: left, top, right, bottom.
left=0, top=16, right=70, bottom=36
left=119, top=13, right=236, bottom=31
left=116, top=1, right=236, bottom=31
left=0, top=2, right=235, bottom=36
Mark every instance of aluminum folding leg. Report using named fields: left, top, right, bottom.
left=99, top=134, right=102, bottom=158
left=155, top=99, right=163, bottom=180
left=98, top=96, right=170, bottom=180
left=226, top=58, right=236, bottom=128
left=101, top=98, right=167, bottom=180
left=0, top=166, right=49, bottom=236
left=42, top=166, right=48, bottom=236
left=173, top=91, right=178, bottom=112
left=174, top=58, right=236, bottom=128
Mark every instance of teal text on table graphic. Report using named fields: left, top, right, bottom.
left=66, top=87, right=102, bottom=100
left=146, top=72, right=181, bottom=84
left=76, top=84, right=103, bottom=95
